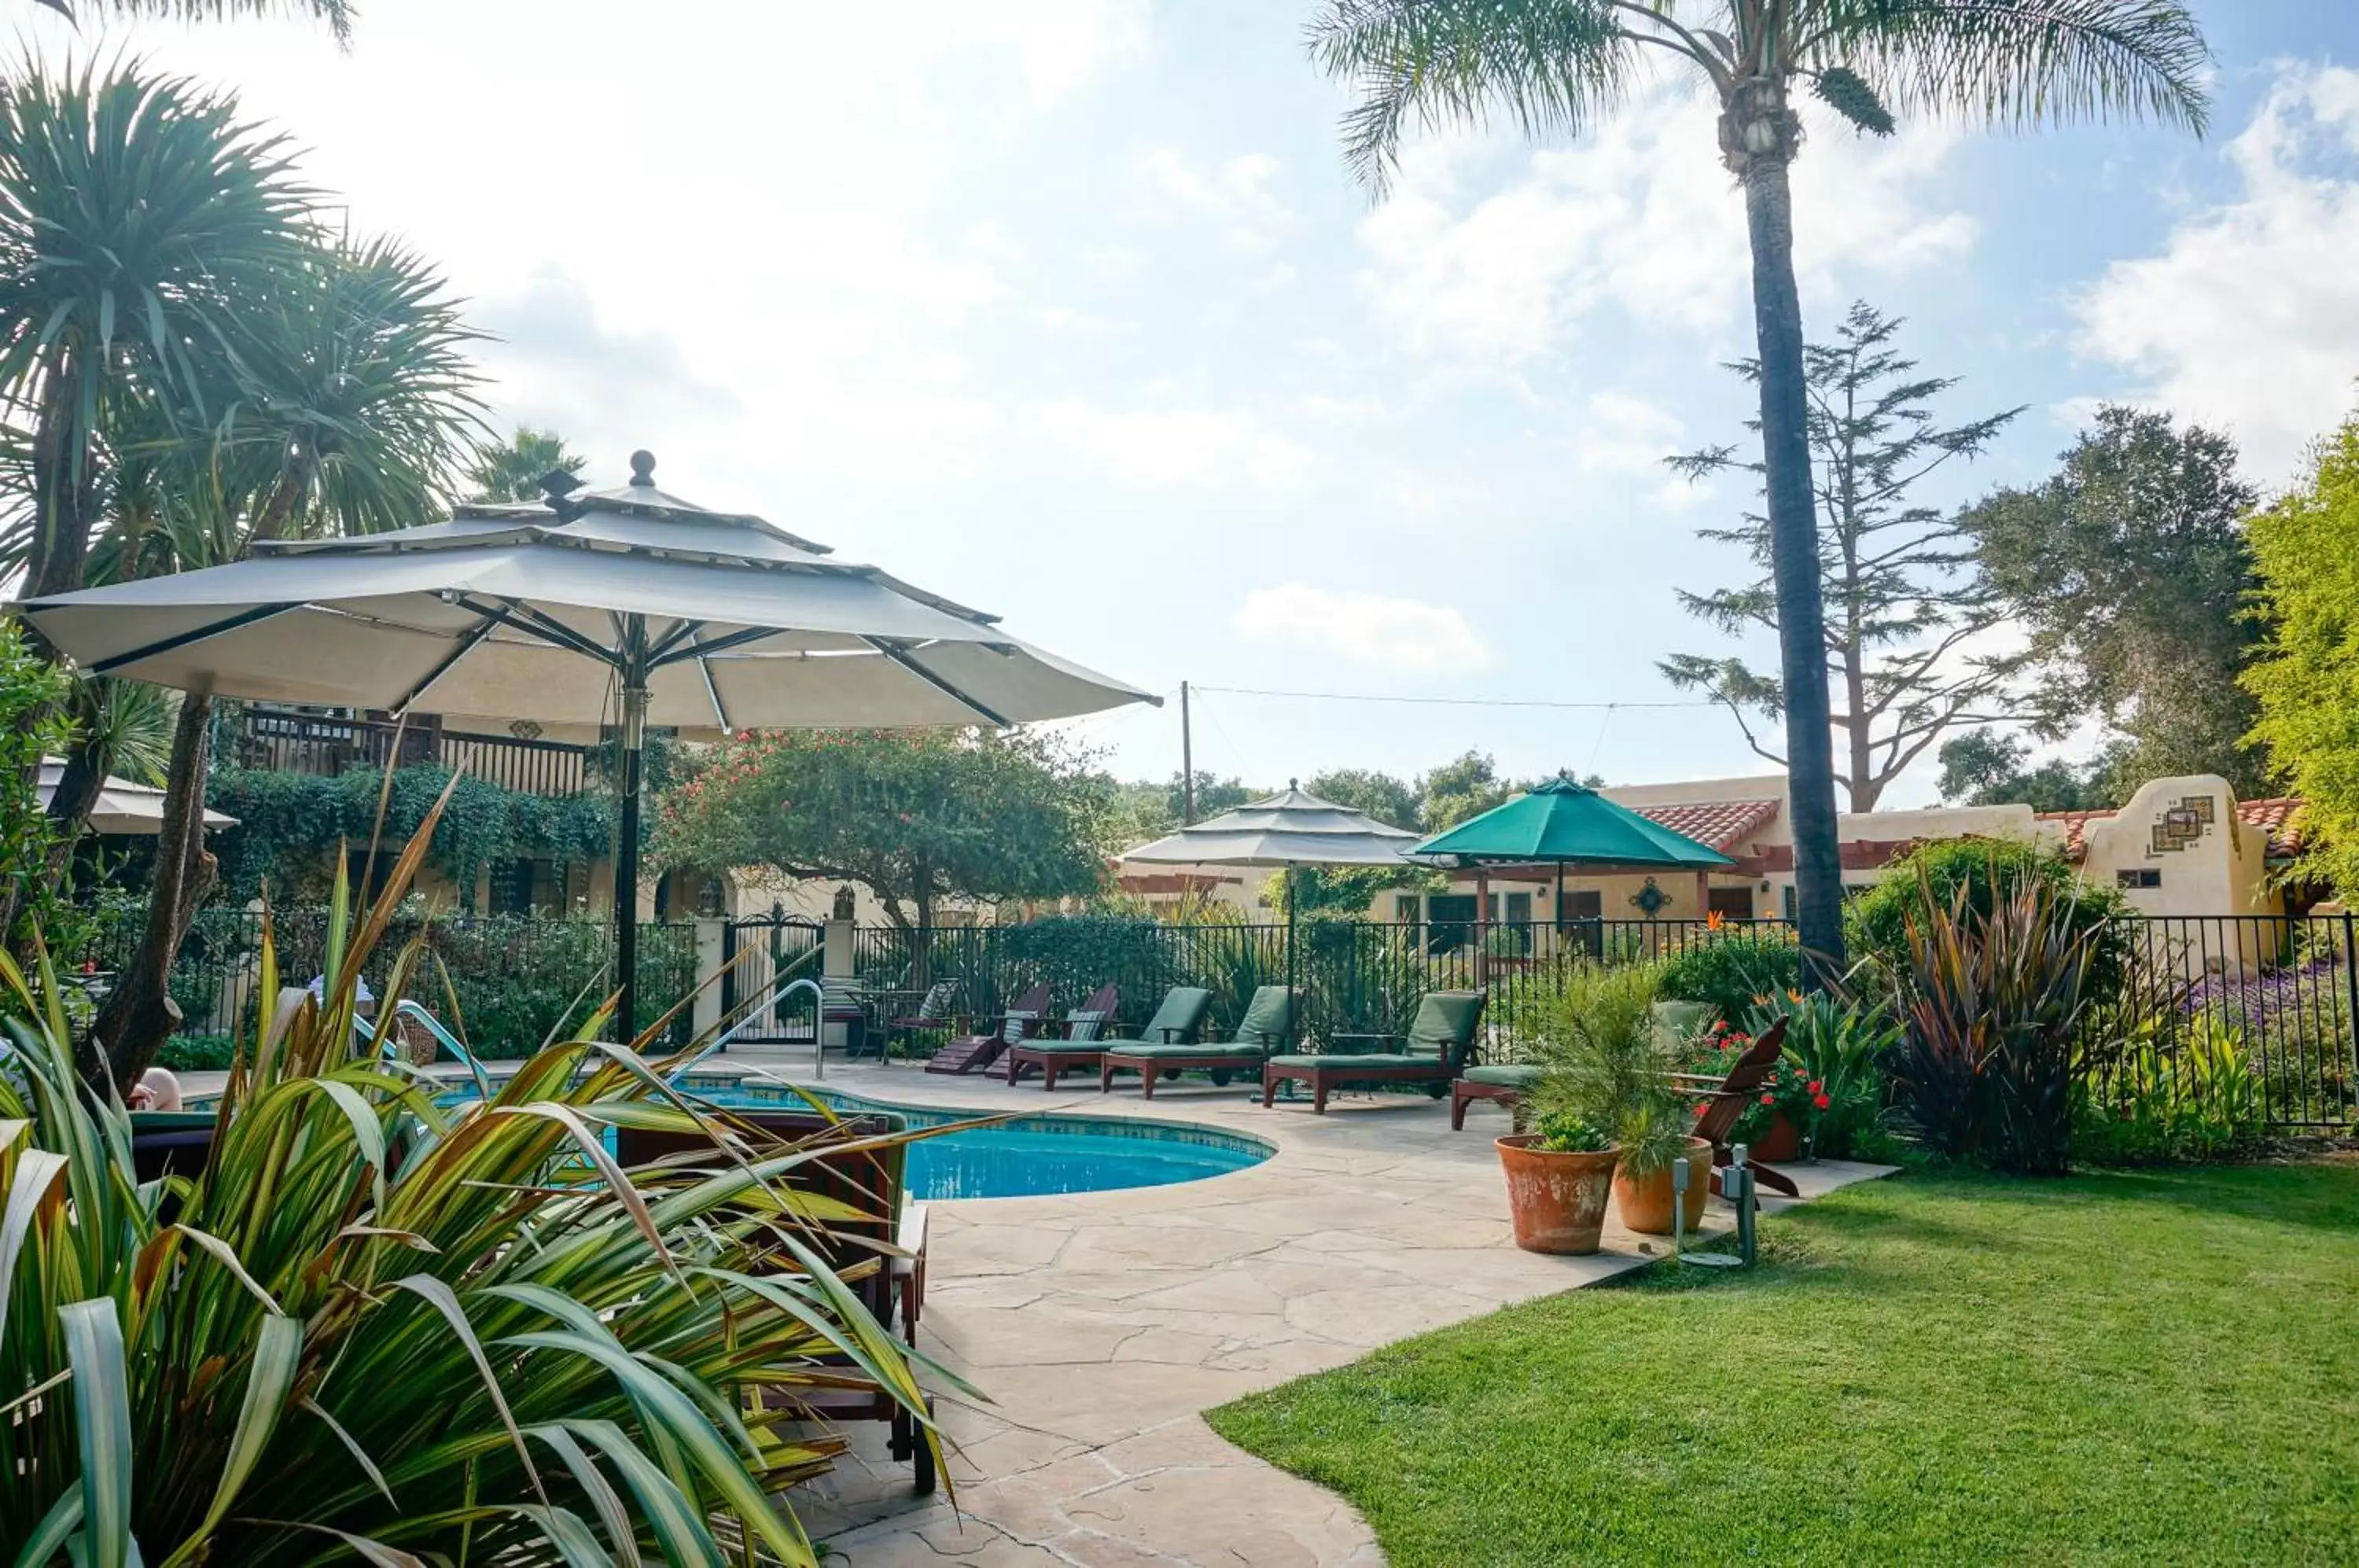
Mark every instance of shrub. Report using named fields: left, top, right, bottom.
left=1528, top=1108, right=1610, bottom=1154
left=1655, top=932, right=1803, bottom=1025
left=1739, top=987, right=1901, bottom=1160
left=1849, top=836, right=2131, bottom=1005
left=155, top=1031, right=237, bottom=1071
left=0, top=804, right=938, bottom=1564
left=2075, top=1015, right=2266, bottom=1165
left=1523, top=964, right=1689, bottom=1177
left=1885, top=860, right=2108, bottom=1173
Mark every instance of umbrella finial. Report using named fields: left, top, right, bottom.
left=629, top=449, right=657, bottom=488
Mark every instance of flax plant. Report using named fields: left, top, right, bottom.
left=2, top=791, right=945, bottom=1566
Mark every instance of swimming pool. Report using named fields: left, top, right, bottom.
left=720, top=1085, right=1272, bottom=1200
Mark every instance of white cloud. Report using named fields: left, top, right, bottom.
left=1137, top=149, right=1295, bottom=249
left=1357, top=86, right=1974, bottom=364
left=1233, top=584, right=1491, bottom=673
left=1022, top=400, right=1316, bottom=491
left=1566, top=391, right=1703, bottom=510
left=2073, top=64, right=2359, bottom=484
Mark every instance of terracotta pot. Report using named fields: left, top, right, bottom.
left=1496, top=1136, right=1619, bottom=1255
left=1611, top=1136, right=1715, bottom=1236
left=1750, top=1110, right=1801, bottom=1163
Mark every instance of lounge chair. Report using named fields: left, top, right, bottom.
left=1099, top=985, right=1291, bottom=1098
left=1262, top=989, right=1487, bottom=1114
left=1672, top=1015, right=1801, bottom=1198
left=922, top=981, right=1051, bottom=1075
left=1452, top=999, right=1717, bottom=1131
left=616, top=1110, right=940, bottom=1493
left=1000, top=984, right=1123, bottom=1089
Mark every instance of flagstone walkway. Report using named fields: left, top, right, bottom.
left=745, top=1059, right=1889, bottom=1567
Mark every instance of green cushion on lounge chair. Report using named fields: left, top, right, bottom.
left=1267, top=1053, right=1452, bottom=1073
left=1461, top=1063, right=1544, bottom=1089
left=1231, top=985, right=1292, bottom=1047
left=1102, top=985, right=1214, bottom=1045
left=1408, top=990, right=1486, bottom=1054
left=1104, top=1041, right=1259, bottom=1060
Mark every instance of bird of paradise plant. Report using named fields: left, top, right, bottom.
left=1, top=786, right=950, bottom=1566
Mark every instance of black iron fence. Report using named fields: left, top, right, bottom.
left=831, top=913, right=2356, bottom=1130
left=75, top=905, right=697, bottom=1054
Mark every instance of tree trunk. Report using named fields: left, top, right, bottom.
left=911, top=881, right=935, bottom=991
left=84, top=694, right=216, bottom=1092
left=1728, top=83, right=1846, bottom=979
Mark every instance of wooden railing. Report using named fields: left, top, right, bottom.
left=232, top=709, right=595, bottom=797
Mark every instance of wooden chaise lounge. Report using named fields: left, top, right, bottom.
left=922, top=981, right=1050, bottom=1075
left=616, top=1110, right=940, bottom=1493
left=999, top=984, right=1121, bottom=1088
left=1099, top=985, right=1288, bottom=1098
left=1261, top=990, right=1486, bottom=1114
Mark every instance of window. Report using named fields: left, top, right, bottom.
left=2118, top=868, right=2162, bottom=889
left=1707, top=886, right=1755, bottom=920
left=487, top=858, right=538, bottom=916
left=1393, top=893, right=1422, bottom=922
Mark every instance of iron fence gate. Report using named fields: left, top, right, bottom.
left=719, top=913, right=826, bottom=1043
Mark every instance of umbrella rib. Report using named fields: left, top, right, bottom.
left=683, top=631, right=733, bottom=732
left=861, top=636, right=1010, bottom=727
left=449, top=595, right=617, bottom=666
left=645, top=617, right=707, bottom=664
left=89, top=602, right=307, bottom=675
left=387, top=609, right=506, bottom=716
left=647, top=624, right=775, bottom=668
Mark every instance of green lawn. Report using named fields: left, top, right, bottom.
left=1208, top=1162, right=2359, bottom=1567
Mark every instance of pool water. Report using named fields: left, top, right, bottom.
left=765, top=1089, right=1270, bottom=1200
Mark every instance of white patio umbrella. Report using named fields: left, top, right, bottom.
left=37, top=758, right=237, bottom=835
left=17, top=452, right=1156, bottom=1035
left=1120, top=783, right=1419, bottom=1045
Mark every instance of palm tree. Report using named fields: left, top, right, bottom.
left=91, top=235, right=482, bottom=1082
left=466, top=425, right=588, bottom=503
left=1309, top=0, right=2209, bottom=973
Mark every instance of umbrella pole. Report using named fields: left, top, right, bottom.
left=1285, top=867, right=1297, bottom=1051
left=616, top=619, right=650, bottom=1045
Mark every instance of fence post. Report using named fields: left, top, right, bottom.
left=691, top=918, right=727, bottom=1041
left=2343, top=911, right=2359, bottom=1119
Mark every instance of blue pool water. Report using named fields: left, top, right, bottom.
left=765, top=1088, right=1270, bottom=1200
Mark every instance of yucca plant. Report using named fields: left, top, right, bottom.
left=1889, top=859, right=2103, bottom=1174
left=2, top=792, right=949, bottom=1566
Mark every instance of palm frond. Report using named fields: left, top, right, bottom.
left=1306, top=0, right=1651, bottom=193
left=1806, top=0, right=2211, bottom=135
left=32, top=0, right=355, bottom=46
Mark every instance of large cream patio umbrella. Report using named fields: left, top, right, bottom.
left=37, top=758, right=237, bottom=835
left=17, top=452, right=1157, bottom=1036
left=1120, top=783, right=1420, bottom=1047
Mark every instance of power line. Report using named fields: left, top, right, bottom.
left=1188, top=684, right=1717, bottom=712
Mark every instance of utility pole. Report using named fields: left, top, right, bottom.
left=1180, top=680, right=1196, bottom=825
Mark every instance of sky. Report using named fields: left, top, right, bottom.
left=27, top=0, right=2359, bottom=804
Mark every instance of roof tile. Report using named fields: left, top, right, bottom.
left=2036, top=797, right=2308, bottom=861
left=1626, top=798, right=1783, bottom=855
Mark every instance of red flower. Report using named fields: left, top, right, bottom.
left=1812, top=1092, right=1831, bottom=1110
left=1765, top=1073, right=1778, bottom=1086
left=1759, top=1091, right=1776, bottom=1106
left=1806, top=1080, right=1822, bottom=1095
left=1695, top=1102, right=1712, bottom=1116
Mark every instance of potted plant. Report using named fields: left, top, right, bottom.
left=1733, top=985, right=1901, bottom=1161
left=1510, top=965, right=1703, bottom=1243
left=1495, top=1108, right=1620, bottom=1253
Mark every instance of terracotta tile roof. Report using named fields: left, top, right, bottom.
left=2037, top=797, right=2309, bottom=862
left=1627, top=798, right=1783, bottom=854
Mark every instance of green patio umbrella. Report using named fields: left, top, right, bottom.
left=1410, top=776, right=1735, bottom=942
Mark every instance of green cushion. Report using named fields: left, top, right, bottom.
left=1110, top=985, right=1214, bottom=1044
left=1268, top=1053, right=1453, bottom=1073
left=1230, top=985, right=1292, bottom=1047
left=1105, top=1042, right=1265, bottom=1061
left=1408, top=990, right=1486, bottom=1052
left=1018, top=1040, right=1106, bottom=1058
left=1461, top=1064, right=1544, bottom=1089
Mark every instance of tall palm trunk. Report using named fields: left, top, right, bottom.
left=1728, top=79, right=1846, bottom=977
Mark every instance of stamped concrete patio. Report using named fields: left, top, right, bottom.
left=735, top=1058, right=1889, bottom=1567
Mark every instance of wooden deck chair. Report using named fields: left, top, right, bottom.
left=922, top=981, right=1050, bottom=1075
left=1671, top=1015, right=1801, bottom=1198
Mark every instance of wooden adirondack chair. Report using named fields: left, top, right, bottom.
left=922, top=981, right=1051, bottom=1075
left=1672, top=1016, right=1802, bottom=1198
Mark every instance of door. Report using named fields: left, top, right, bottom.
left=1559, top=889, right=1603, bottom=958
left=1427, top=895, right=1478, bottom=954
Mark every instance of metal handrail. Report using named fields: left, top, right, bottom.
left=665, top=974, right=827, bottom=1085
